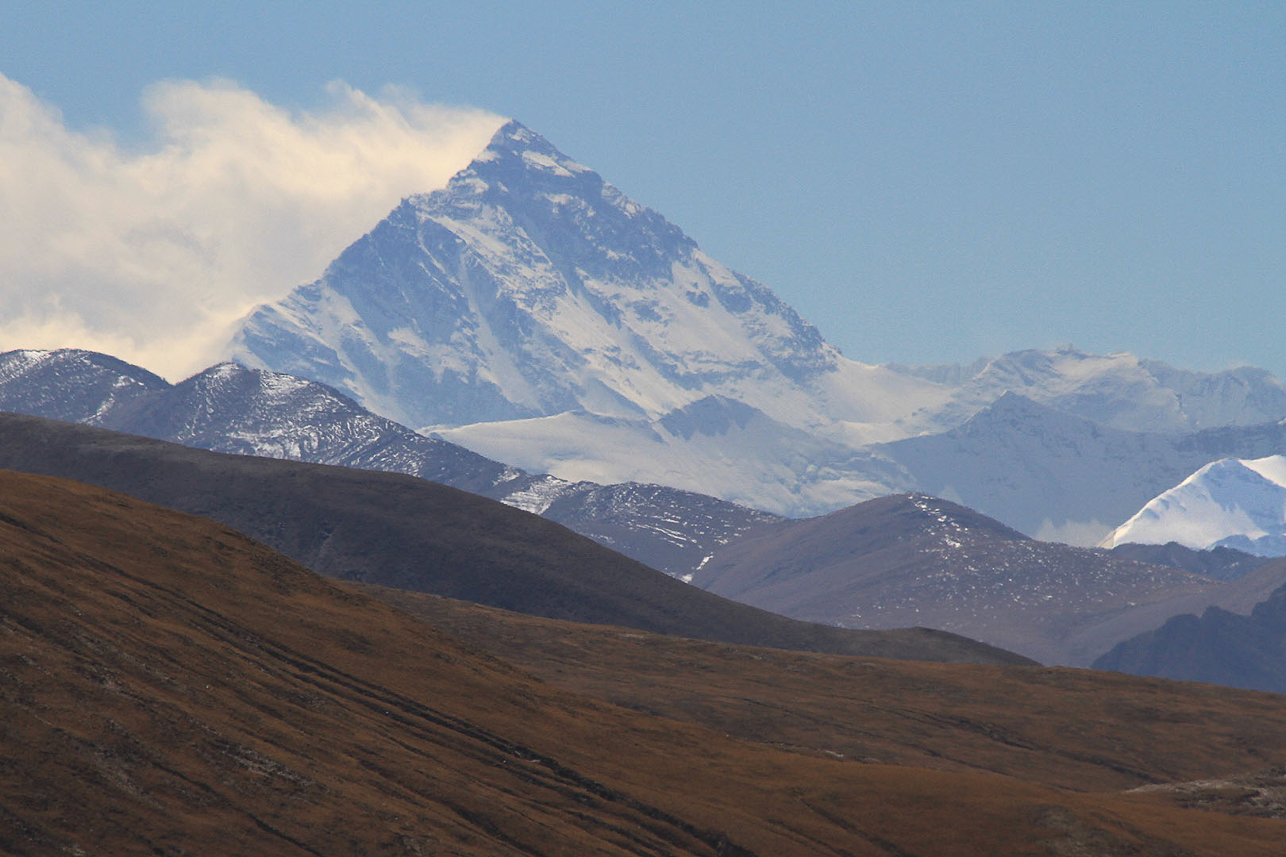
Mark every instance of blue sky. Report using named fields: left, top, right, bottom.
left=2, top=2, right=1283, bottom=378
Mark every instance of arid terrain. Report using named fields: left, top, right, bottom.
left=363, top=585, right=1286, bottom=795
left=3, top=468, right=1285, bottom=854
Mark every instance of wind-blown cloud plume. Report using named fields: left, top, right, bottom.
left=0, top=74, right=503, bottom=378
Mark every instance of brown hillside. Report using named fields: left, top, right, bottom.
left=0, top=411, right=1027, bottom=666
left=358, top=585, right=1286, bottom=795
left=691, top=492, right=1286, bottom=665
left=3, top=470, right=1285, bottom=853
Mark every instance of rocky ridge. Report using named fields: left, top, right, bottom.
left=0, top=348, right=777, bottom=576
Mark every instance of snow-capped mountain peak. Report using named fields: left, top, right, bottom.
left=221, top=122, right=1286, bottom=526
left=1103, top=455, right=1286, bottom=556
left=226, top=121, right=940, bottom=436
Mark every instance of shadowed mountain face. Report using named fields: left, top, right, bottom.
left=692, top=493, right=1286, bottom=666
left=0, top=412, right=1027, bottom=665
left=5, top=469, right=1286, bottom=854
left=1094, top=578, right=1286, bottom=693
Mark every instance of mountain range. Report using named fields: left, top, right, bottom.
left=0, top=410, right=1023, bottom=665
left=223, top=120, right=1286, bottom=524
left=8, top=111, right=1286, bottom=850
left=689, top=492, right=1286, bottom=665
left=11, top=341, right=1286, bottom=563
left=876, top=391, right=1286, bottom=542
left=9, top=352, right=1286, bottom=665
left=0, top=347, right=778, bottom=577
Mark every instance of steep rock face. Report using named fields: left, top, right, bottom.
left=1102, top=456, right=1286, bottom=556
left=228, top=121, right=920, bottom=432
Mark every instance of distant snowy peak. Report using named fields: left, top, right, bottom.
left=227, top=119, right=868, bottom=431
left=893, top=346, right=1286, bottom=434
left=1103, top=455, right=1286, bottom=556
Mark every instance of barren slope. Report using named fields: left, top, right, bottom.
left=360, top=585, right=1286, bottom=795
left=3, top=470, right=1285, bottom=854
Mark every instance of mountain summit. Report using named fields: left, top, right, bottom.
left=225, top=121, right=1286, bottom=522
left=228, top=120, right=920, bottom=431
left=1103, top=455, right=1286, bottom=556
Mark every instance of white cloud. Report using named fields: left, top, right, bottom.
left=0, top=74, right=504, bottom=378
left=1033, top=517, right=1112, bottom=548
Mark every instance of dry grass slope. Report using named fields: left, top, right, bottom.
left=358, top=587, right=1286, bottom=794
left=0, top=470, right=1283, bottom=854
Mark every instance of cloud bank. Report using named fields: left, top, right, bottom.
left=0, top=74, right=504, bottom=378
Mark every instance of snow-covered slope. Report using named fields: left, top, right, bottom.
left=0, top=348, right=169, bottom=425
left=437, top=395, right=911, bottom=517
left=227, top=120, right=946, bottom=434
left=1103, top=456, right=1286, bottom=556
left=889, top=346, right=1286, bottom=435
left=876, top=394, right=1286, bottom=544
